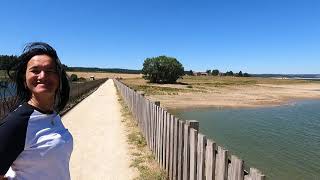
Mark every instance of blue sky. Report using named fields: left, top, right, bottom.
left=0, top=0, right=319, bottom=74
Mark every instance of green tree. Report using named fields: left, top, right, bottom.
left=238, top=71, right=243, bottom=77
left=0, top=55, right=19, bottom=70
left=211, top=69, right=219, bottom=76
left=70, top=74, right=78, bottom=81
left=142, top=56, right=184, bottom=83
left=225, top=71, right=234, bottom=76
left=206, top=69, right=211, bottom=74
left=243, top=73, right=250, bottom=77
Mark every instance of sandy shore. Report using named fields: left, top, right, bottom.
left=146, top=83, right=320, bottom=110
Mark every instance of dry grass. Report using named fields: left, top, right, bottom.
left=120, top=76, right=320, bottom=109
left=121, top=76, right=318, bottom=96
left=180, top=75, right=314, bottom=85
left=117, top=91, right=167, bottom=180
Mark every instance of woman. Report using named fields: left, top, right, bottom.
left=0, top=42, right=73, bottom=180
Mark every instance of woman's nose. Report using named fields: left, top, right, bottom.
left=37, top=70, right=46, bottom=79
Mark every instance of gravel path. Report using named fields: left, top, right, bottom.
left=62, top=79, right=137, bottom=180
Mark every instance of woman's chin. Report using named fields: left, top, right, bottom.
left=33, top=88, right=55, bottom=96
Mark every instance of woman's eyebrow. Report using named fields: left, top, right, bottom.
left=28, top=65, right=55, bottom=69
left=28, top=66, right=40, bottom=70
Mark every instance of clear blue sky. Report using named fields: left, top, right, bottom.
left=0, top=0, right=319, bottom=74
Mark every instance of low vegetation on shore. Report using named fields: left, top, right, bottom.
left=122, top=76, right=316, bottom=96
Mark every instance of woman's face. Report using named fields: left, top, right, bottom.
left=25, top=54, right=59, bottom=99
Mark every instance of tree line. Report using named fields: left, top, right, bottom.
left=66, top=67, right=141, bottom=74
left=0, top=55, right=19, bottom=70
left=186, top=69, right=250, bottom=77
left=0, top=55, right=141, bottom=74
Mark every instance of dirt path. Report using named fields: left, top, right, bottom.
left=62, top=79, right=137, bottom=180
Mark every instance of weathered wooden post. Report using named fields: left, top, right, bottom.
left=186, top=120, right=199, bottom=180
left=186, top=120, right=199, bottom=131
left=205, top=139, right=216, bottom=180
left=216, top=146, right=228, bottom=180
left=248, top=168, right=266, bottom=180
left=155, top=101, right=160, bottom=106
left=197, top=133, right=207, bottom=180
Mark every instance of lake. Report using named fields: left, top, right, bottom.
left=0, top=82, right=16, bottom=99
left=173, top=100, right=320, bottom=180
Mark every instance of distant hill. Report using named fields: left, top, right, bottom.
left=0, top=55, right=142, bottom=74
left=66, top=67, right=141, bottom=74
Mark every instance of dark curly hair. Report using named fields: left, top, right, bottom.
left=8, top=42, right=70, bottom=112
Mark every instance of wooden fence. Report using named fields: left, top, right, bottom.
left=114, top=79, right=266, bottom=180
left=0, top=78, right=108, bottom=119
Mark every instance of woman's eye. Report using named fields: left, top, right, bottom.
left=46, top=69, right=57, bottom=74
left=31, top=70, right=41, bottom=74
left=30, top=69, right=57, bottom=74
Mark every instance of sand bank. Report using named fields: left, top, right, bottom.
left=146, top=83, right=320, bottom=110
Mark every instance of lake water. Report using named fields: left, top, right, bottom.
left=0, top=82, right=16, bottom=99
left=174, top=100, right=320, bottom=180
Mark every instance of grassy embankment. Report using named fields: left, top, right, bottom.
left=117, top=90, right=167, bottom=180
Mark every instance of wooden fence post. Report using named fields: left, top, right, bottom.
left=166, top=111, right=171, bottom=173
left=205, top=139, right=216, bottom=180
left=197, top=133, right=206, bottom=180
left=249, top=168, right=266, bottom=180
left=169, top=115, right=175, bottom=179
left=189, top=128, right=198, bottom=180
left=160, top=108, right=165, bottom=168
left=216, top=146, right=228, bottom=180
left=183, top=123, right=190, bottom=180
left=186, top=120, right=199, bottom=131
left=177, top=120, right=185, bottom=180
left=229, top=155, right=244, bottom=180
left=172, top=117, right=179, bottom=180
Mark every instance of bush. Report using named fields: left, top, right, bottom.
left=78, top=77, right=87, bottom=81
left=70, top=74, right=78, bottom=81
left=212, top=69, right=219, bottom=76
left=142, top=56, right=184, bottom=83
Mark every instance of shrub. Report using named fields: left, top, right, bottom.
left=70, top=74, right=78, bottom=81
left=78, top=77, right=87, bottom=81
